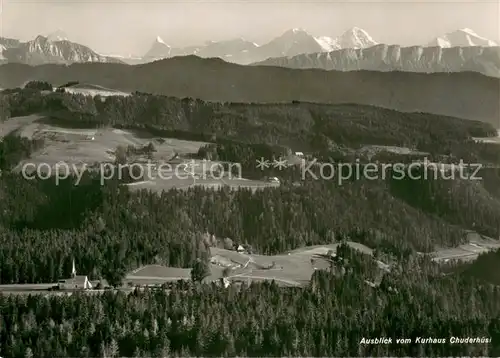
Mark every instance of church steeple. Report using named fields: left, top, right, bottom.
left=71, top=259, right=76, bottom=278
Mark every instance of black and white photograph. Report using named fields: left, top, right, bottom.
left=0, top=0, right=499, bottom=356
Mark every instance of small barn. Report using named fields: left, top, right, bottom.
left=216, top=277, right=231, bottom=288
left=237, top=245, right=245, bottom=253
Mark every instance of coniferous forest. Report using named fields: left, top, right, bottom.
left=0, top=84, right=500, bottom=357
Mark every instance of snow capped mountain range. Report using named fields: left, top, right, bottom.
left=255, top=45, right=500, bottom=78
left=140, top=27, right=378, bottom=65
left=0, top=27, right=498, bottom=75
left=136, top=27, right=498, bottom=66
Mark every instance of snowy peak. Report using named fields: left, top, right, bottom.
left=314, top=36, right=339, bottom=52
left=46, top=30, right=69, bottom=42
left=428, top=28, right=497, bottom=47
left=336, top=27, right=378, bottom=49
left=311, top=27, right=377, bottom=52
left=144, top=36, right=172, bottom=59
left=260, top=28, right=324, bottom=57
left=459, top=28, right=477, bottom=35
left=279, top=28, right=309, bottom=36
left=156, top=36, right=166, bottom=45
left=197, top=38, right=258, bottom=57
left=275, top=28, right=315, bottom=41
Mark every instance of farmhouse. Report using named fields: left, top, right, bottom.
left=58, top=260, right=93, bottom=290
left=237, top=245, right=246, bottom=253
left=215, top=277, right=231, bottom=288
left=295, top=152, right=304, bottom=157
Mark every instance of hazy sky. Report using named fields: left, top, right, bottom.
left=2, top=0, right=499, bottom=56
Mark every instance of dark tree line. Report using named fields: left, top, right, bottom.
left=0, top=133, right=44, bottom=170
left=1, top=162, right=499, bottom=284
left=2, top=86, right=498, bottom=163
left=1, top=246, right=500, bottom=357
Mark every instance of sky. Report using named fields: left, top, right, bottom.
left=1, top=0, right=499, bottom=56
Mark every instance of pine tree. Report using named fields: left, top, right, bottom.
left=191, top=258, right=210, bottom=283
left=109, top=339, right=119, bottom=357
left=24, top=347, right=33, bottom=358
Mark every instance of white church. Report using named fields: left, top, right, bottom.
left=57, top=260, right=93, bottom=290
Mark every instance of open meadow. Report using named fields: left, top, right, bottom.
left=473, top=129, right=500, bottom=144
left=431, top=231, right=500, bottom=263
left=2, top=114, right=278, bottom=191
left=61, top=83, right=131, bottom=97
left=125, top=242, right=374, bottom=288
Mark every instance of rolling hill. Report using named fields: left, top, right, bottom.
left=0, top=56, right=499, bottom=126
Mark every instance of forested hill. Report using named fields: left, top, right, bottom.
left=2, top=87, right=498, bottom=158
left=1, top=85, right=500, bottom=357
left=0, top=57, right=498, bottom=126
left=0, top=85, right=498, bottom=281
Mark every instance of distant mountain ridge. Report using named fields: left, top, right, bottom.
left=133, top=27, right=497, bottom=66
left=0, top=37, right=22, bottom=62
left=0, top=32, right=122, bottom=66
left=139, top=27, right=378, bottom=65
left=0, top=56, right=498, bottom=127
left=143, top=36, right=259, bottom=63
left=254, top=44, right=500, bottom=78
left=1, top=27, right=498, bottom=71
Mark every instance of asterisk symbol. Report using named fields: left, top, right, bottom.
left=256, top=157, right=270, bottom=170
left=273, top=157, right=288, bottom=170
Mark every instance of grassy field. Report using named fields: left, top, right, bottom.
left=125, top=265, right=192, bottom=286
left=0, top=114, right=44, bottom=138
left=124, top=235, right=497, bottom=288
left=62, top=84, right=130, bottom=97
left=3, top=115, right=277, bottom=191
left=473, top=129, right=500, bottom=144
left=1, top=233, right=497, bottom=294
left=357, top=145, right=429, bottom=156
left=124, top=241, right=374, bottom=288
left=431, top=232, right=500, bottom=263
